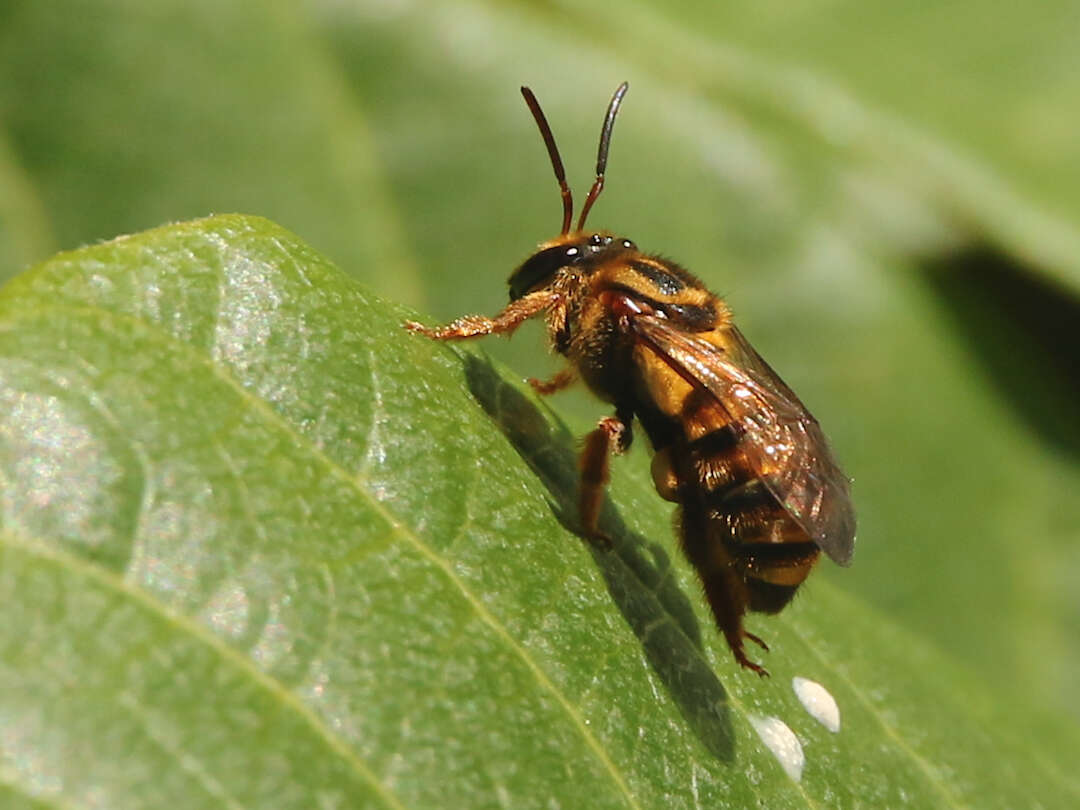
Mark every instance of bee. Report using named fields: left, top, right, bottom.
left=405, top=83, right=855, bottom=676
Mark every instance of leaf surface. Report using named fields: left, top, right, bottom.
left=0, top=216, right=1075, bottom=808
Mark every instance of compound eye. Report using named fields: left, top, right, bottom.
left=508, top=244, right=582, bottom=300
left=621, top=239, right=636, bottom=250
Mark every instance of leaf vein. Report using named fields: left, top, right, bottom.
left=117, top=694, right=248, bottom=810
left=0, top=531, right=407, bottom=810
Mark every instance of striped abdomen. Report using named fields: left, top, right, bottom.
left=646, top=387, right=820, bottom=657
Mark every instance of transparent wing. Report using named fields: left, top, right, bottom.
left=632, top=315, right=856, bottom=565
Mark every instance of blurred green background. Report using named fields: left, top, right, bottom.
left=1, top=0, right=1078, bottom=745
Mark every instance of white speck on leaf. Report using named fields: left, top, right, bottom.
left=749, top=715, right=804, bottom=782
left=792, top=676, right=841, bottom=732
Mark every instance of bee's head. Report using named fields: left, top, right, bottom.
left=509, top=82, right=631, bottom=301
left=508, top=232, right=637, bottom=300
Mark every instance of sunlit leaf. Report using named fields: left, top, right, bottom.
left=0, top=216, right=1075, bottom=807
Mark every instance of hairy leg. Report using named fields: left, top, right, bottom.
left=404, top=289, right=559, bottom=340
left=529, top=368, right=577, bottom=395
left=578, top=408, right=633, bottom=548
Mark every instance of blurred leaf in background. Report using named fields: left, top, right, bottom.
left=0, top=0, right=1078, bottom=804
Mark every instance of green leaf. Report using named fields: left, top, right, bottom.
left=3, top=0, right=1080, bottom=799
left=0, top=216, right=1076, bottom=807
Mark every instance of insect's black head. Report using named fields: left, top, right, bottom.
left=508, top=232, right=637, bottom=300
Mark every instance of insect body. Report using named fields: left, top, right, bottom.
left=405, top=84, right=855, bottom=676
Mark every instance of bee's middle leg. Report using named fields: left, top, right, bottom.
left=578, top=407, right=633, bottom=549
left=529, top=368, right=577, bottom=395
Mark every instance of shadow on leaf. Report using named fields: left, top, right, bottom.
left=462, top=353, right=736, bottom=763
left=922, top=242, right=1080, bottom=458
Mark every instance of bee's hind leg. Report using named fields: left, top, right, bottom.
left=744, top=631, right=770, bottom=651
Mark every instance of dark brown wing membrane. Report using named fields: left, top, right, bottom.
left=632, top=315, right=856, bottom=565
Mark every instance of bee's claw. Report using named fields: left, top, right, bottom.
left=730, top=631, right=770, bottom=676
left=737, top=653, right=771, bottom=678
left=745, top=631, right=770, bottom=652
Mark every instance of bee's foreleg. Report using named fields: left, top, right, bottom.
left=578, top=408, right=633, bottom=549
left=528, top=368, right=577, bottom=395
left=404, top=289, right=559, bottom=340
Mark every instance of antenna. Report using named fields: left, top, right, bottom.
left=521, top=86, right=574, bottom=235
left=576, top=81, right=629, bottom=232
